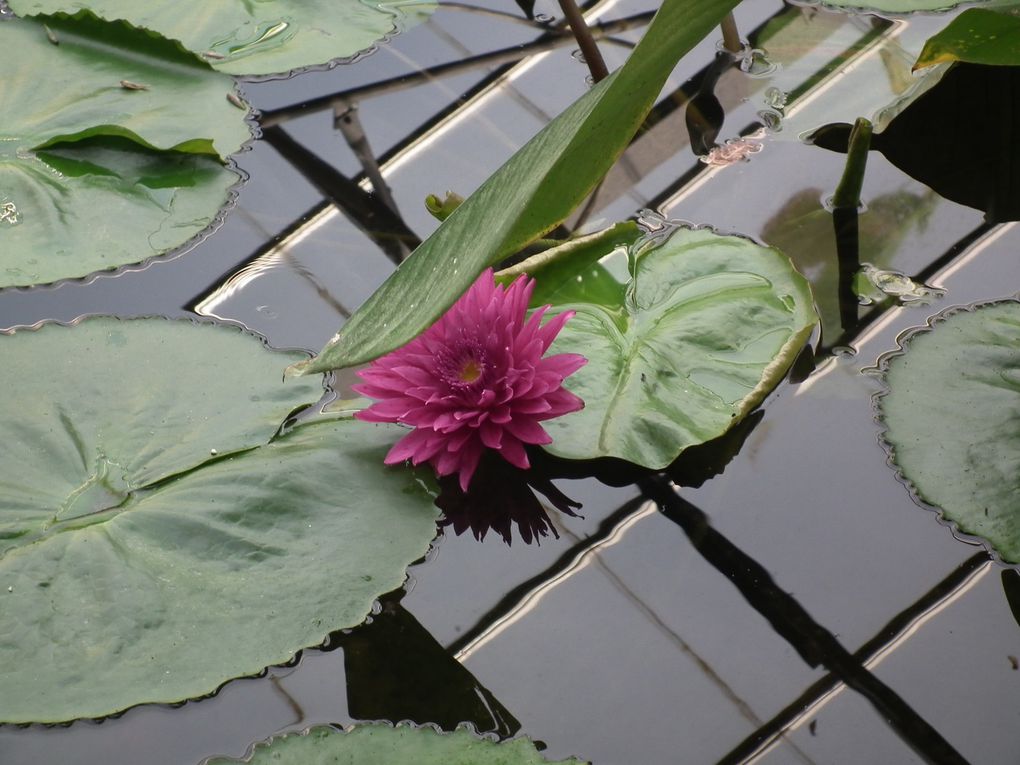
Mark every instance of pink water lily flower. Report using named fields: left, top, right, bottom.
left=354, top=268, right=586, bottom=491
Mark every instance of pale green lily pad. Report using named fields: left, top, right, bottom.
left=9, top=0, right=435, bottom=76
left=0, top=14, right=249, bottom=288
left=0, top=318, right=439, bottom=723
left=878, top=300, right=1020, bottom=563
left=543, top=224, right=817, bottom=468
left=208, top=725, right=589, bottom=764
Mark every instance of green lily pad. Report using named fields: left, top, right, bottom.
left=0, top=318, right=439, bottom=723
left=3, top=14, right=250, bottom=157
left=3, top=138, right=240, bottom=288
left=9, top=0, right=435, bottom=76
left=209, top=725, right=588, bottom=764
left=0, top=14, right=249, bottom=288
left=542, top=224, right=817, bottom=468
left=811, top=0, right=992, bottom=15
left=915, top=9, right=1020, bottom=68
left=878, top=300, right=1020, bottom=563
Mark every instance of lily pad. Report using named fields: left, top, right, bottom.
left=0, top=317, right=439, bottom=723
left=9, top=0, right=435, bottom=76
left=811, top=0, right=990, bottom=15
left=541, top=224, right=817, bottom=468
left=3, top=14, right=250, bottom=157
left=3, top=138, right=240, bottom=288
left=0, top=14, right=249, bottom=287
left=208, top=725, right=589, bottom=764
left=878, top=300, right=1020, bottom=563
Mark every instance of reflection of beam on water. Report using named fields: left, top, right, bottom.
left=269, top=674, right=307, bottom=728
left=552, top=524, right=821, bottom=765
left=378, top=27, right=552, bottom=156
left=438, top=1, right=552, bottom=27
left=448, top=498, right=654, bottom=662
left=722, top=553, right=990, bottom=764
left=263, top=126, right=418, bottom=264
left=259, top=5, right=649, bottom=128
left=646, top=481, right=971, bottom=765
left=377, top=0, right=628, bottom=180
left=926, top=222, right=1016, bottom=288
left=335, top=102, right=401, bottom=215
left=193, top=204, right=342, bottom=320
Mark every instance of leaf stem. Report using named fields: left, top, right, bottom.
left=832, top=117, right=873, bottom=210
left=720, top=12, right=742, bottom=54
left=557, top=0, right=610, bottom=82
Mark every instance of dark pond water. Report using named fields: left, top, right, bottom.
left=3, top=0, right=1020, bottom=763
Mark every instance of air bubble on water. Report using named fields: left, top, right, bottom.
left=757, top=110, right=782, bottom=132
left=763, top=87, right=788, bottom=111
left=571, top=49, right=586, bottom=64
left=832, top=346, right=857, bottom=359
left=739, top=47, right=778, bottom=77
left=534, top=13, right=554, bottom=23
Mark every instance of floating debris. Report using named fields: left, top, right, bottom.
left=226, top=92, right=246, bottom=109
left=0, top=201, right=20, bottom=226
left=44, top=24, right=58, bottom=45
left=701, top=135, right=764, bottom=166
left=120, top=79, right=149, bottom=91
left=203, top=50, right=226, bottom=60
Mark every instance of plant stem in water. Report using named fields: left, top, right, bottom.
left=557, top=0, right=609, bottom=83
left=832, top=117, right=873, bottom=210
left=720, top=12, right=742, bottom=54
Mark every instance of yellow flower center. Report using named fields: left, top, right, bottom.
left=458, top=359, right=483, bottom=383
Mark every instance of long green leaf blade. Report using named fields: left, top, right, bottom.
left=915, top=8, right=1020, bottom=69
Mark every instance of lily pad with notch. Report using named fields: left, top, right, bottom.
left=0, top=317, right=439, bottom=723
left=0, top=14, right=250, bottom=288
left=8, top=0, right=435, bottom=77
left=207, top=724, right=588, bottom=764
left=530, top=222, right=817, bottom=468
left=877, top=300, right=1020, bottom=563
